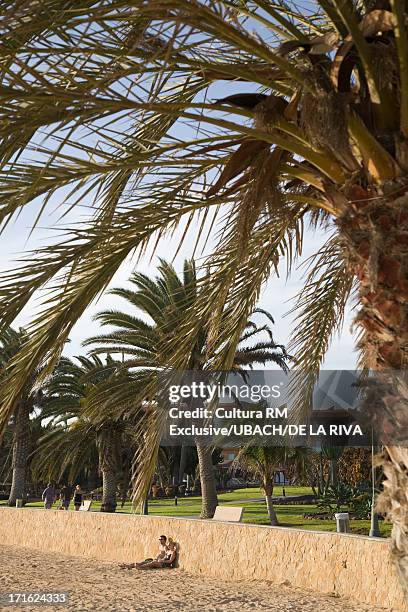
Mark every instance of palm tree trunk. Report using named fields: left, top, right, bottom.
left=265, top=494, right=279, bottom=526
left=8, top=402, right=30, bottom=506
left=97, top=426, right=119, bottom=513
left=318, top=452, right=325, bottom=495
left=329, top=459, right=338, bottom=487
left=101, top=467, right=117, bottom=513
left=178, top=444, right=188, bottom=484
left=377, top=445, right=408, bottom=601
left=195, top=440, right=218, bottom=518
left=338, top=188, right=408, bottom=597
left=264, top=481, right=278, bottom=526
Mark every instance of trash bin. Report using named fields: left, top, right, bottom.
left=335, top=512, right=350, bottom=533
left=15, top=499, right=23, bottom=508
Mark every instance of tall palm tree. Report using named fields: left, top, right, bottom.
left=0, top=0, right=407, bottom=592
left=85, top=259, right=290, bottom=517
left=37, top=355, right=136, bottom=512
left=31, top=419, right=99, bottom=497
left=233, top=444, right=308, bottom=525
left=0, top=327, right=38, bottom=505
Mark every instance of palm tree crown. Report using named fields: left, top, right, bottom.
left=34, top=355, right=136, bottom=512
left=1, top=0, right=406, bottom=424
left=86, top=258, right=290, bottom=372
left=84, top=258, right=290, bottom=516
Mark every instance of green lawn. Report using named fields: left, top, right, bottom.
left=1, top=487, right=392, bottom=537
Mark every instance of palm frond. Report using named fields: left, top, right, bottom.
left=288, top=235, right=355, bottom=420
left=0, top=0, right=407, bottom=477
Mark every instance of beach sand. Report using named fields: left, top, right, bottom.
left=0, top=545, right=389, bottom=611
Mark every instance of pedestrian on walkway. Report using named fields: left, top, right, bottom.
left=42, top=483, right=56, bottom=509
left=73, top=484, right=83, bottom=511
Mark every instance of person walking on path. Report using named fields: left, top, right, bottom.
left=73, top=484, right=83, bottom=511
left=59, top=485, right=71, bottom=510
left=42, top=483, right=56, bottom=509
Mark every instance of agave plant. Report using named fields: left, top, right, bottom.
left=0, top=0, right=407, bottom=592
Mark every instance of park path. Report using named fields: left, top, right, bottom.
left=0, top=545, right=389, bottom=612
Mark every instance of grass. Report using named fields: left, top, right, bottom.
left=1, top=486, right=392, bottom=537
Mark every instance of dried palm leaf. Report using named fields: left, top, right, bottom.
left=206, top=139, right=268, bottom=197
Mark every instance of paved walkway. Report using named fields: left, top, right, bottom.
left=149, top=495, right=310, bottom=508
left=0, top=545, right=388, bottom=611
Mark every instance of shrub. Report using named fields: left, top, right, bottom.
left=317, top=483, right=376, bottom=519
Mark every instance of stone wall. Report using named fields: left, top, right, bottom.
left=0, top=508, right=405, bottom=609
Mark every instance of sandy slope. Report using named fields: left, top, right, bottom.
left=0, top=545, right=389, bottom=612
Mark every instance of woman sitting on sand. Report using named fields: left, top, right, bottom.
left=136, top=539, right=177, bottom=570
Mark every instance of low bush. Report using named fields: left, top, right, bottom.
left=317, top=483, right=375, bottom=519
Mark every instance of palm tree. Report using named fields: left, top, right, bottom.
left=85, top=259, right=290, bottom=517
left=233, top=445, right=308, bottom=525
left=321, top=441, right=345, bottom=489
left=0, top=0, right=407, bottom=592
left=31, top=419, right=99, bottom=498
left=36, top=355, right=136, bottom=512
left=0, top=327, right=38, bottom=506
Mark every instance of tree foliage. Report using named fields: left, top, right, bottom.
left=1, top=0, right=407, bottom=431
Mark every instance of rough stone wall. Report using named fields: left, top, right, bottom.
left=0, top=508, right=404, bottom=609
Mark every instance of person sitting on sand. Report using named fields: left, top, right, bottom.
left=120, top=536, right=177, bottom=571
left=158, top=535, right=167, bottom=559
left=137, top=534, right=168, bottom=566
left=136, top=538, right=177, bottom=570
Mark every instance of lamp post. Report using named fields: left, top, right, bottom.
left=369, top=427, right=381, bottom=537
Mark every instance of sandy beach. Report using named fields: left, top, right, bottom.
left=0, top=545, right=389, bottom=612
